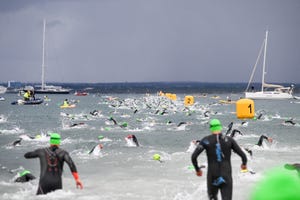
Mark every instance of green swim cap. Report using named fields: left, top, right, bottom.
left=188, top=165, right=195, bottom=170
left=19, top=170, right=30, bottom=177
left=209, top=119, right=222, bottom=132
left=50, top=133, right=61, bottom=145
left=121, top=122, right=128, bottom=127
left=250, top=167, right=300, bottom=200
left=104, top=127, right=111, bottom=131
left=98, top=135, right=104, bottom=140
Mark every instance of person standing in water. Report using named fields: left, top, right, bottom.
left=24, top=133, right=83, bottom=195
left=23, top=90, right=30, bottom=101
left=191, top=119, right=247, bottom=200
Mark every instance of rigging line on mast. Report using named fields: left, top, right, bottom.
left=245, top=38, right=265, bottom=92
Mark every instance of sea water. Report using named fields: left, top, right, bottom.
left=0, top=89, right=299, bottom=200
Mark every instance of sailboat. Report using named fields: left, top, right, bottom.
left=34, top=19, right=71, bottom=94
left=0, top=85, right=7, bottom=94
left=245, top=30, right=294, bottom=100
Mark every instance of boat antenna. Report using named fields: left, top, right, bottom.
left=261, top=30, right=268, bottom=92
left=41, top=19, right=46, bottom=91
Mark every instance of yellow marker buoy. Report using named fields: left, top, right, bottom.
left=165, top=93, right=177, bottom=101
left=165, top=93, right=171, bottom=99
left=236, top=98, right=255, bottom=119
left=184, top=96, right=194, bottom=106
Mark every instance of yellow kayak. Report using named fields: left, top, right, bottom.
left=219, top=100, right=236, bottom=104
left=60, top=104, right=76, bottom=108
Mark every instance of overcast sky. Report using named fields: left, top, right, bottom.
left=0, top=0, right=299, bottom=83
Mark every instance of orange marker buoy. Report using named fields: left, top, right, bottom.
left=184, top=96, right=194, bottom=106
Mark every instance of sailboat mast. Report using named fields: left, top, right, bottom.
left=261, top=30, right=268, bottom=92
left=41, top=19, right=46, bottom=90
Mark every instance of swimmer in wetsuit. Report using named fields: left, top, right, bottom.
left=90, top=110, right=99, bottom=116
left=108, top=116, right=118, bottom=125
left=14, top=170, right=36, bottom=183
left=285, top=163, right=300, bottom=177
left=227, top=129, right=243, bottom=138
left=191, top=119, right=247, bottom=200
left=12, top=138, right=22, bottom=146
left=177, top=122, right=187, bottom=127
left=256, top=135, right=272, bottom=147
left=126, top=134, right=139, bottom=147
left=88, top=144, right=104, bottom=155
left=225, top=122, right=233, bottom=136
left=225, top=122, right=243, bottom=138
left=284, top=119, right=296, bottom=125
left=24, top=133, right=83, bottom=195
left=69, top=122, right=85, bottom=127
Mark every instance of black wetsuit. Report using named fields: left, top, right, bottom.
left=256, top=135, right=269, bottom=146
left=132, top=135, right=139, bottom=147
left=285, top=163, right=300, bottom=177
left=257, top=113, right=263, bottom=120
left=225, top=122, right=233, bottom=136
left=90, top=110, right=99, bottom=116
left=70, top=123, right=85, bottom=127
left=24, top=146, right=78, bottom=195
left=284, top=120, right=296, bottom=125
left=12, top=138, right=22, bottom=146
left=191, top=133, right=247, bottom=200
left=177, top=122, right=187, bottom=127
left=228, top=129, right=243, bottom=138
left=204, top=111, right=210, bottom=118
left=15, top=173, right=36, bottom=183
left=109, top=117, right=118, bottom=125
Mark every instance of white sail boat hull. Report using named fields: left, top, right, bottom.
left=244, top=30, right=294, bottom=100
left=245, top=91, right=293, bottom=99
left=0, top=86, right=7, bottom=94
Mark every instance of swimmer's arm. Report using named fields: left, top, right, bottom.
left=72, top=172, right=83, bottom=189
left=231, top=139, right=247, bottom=165
left=88, top=145, right=97, bottom=154
left=26, top=173, right=36, bottom=180
left=64, top=152, right=78, bottom=172
left=64, top=152, right=83, bottom=189
left=191, top=144, right=205, bottom=172
left=24, top=149, right=41, bottom=159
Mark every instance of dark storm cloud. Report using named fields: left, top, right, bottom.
left=0, top=0, right=299, bottom=83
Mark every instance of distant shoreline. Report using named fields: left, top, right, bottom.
left=1, top=81, right=299, bottom=94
